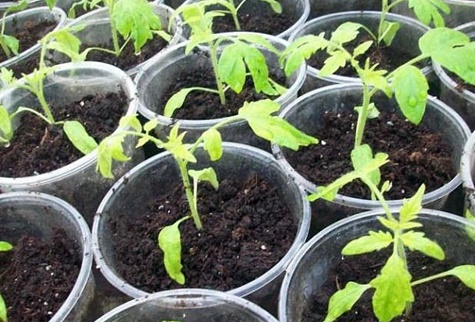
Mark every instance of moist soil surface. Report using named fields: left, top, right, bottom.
left=283, top=110, right=455, bottom=200
left=0, top=19, right=57, bottom=77
left=302, top=249, right=475, bottom=321
left=77, top=35, right=169, bottom=72
left=109, top=172, right=297, bottom=292
left=157, top=55, right=286, bottom=119
left=0, top=91, right=128, bottom=177
left=209, top=0, right=295, bottom=36
left=0, top=228, right=81, bottom=322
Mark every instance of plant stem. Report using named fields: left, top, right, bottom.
left=353, top=81, right=372, bottom=147
left=107, top=4, right=121, bottom=56
left=411, top=270, right=452, bottom=287
left=177, top=158, right=203, bottom=230
left=230, top=0, right=241, bottom=30
left=210, top=37, right=227, bottom=105
left=378, top=0, right=390, bottom=43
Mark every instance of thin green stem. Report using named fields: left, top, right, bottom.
left=353, top=82, right=372, bottom=147
left=177, top=159, right=203, bottom=230
left=361, top=177, right=395, bottom=222
left=411, top=270, right=452, bottom=287
left=107, top=4, right=121, bottom=56
left=209, top=37, right=227, bottom=105
left=378, top=0, right=390, bottom=44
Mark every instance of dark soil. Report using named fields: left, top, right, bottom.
left=0, top=19, right=57, bottom=77
left=0, top=91, right=128, bottom=177
left=307, top=34, right=424, bottom=77
left=284, top=110, right=455, bottom=200
left=210, top=0, right=295, bottom=36
left=158, top=55, right=286, bottom=119
left=0, top=229, right=81, bottom=322
left=303, top=248, right=475, bottom=321
left=109, top=172, right=297, bottom=292
left=79, top=35, right=169, bottom=72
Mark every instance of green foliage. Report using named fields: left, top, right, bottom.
left=97, top=99, right=317, bottom=283
left=0, top=0, right=28, bottom=59
left=465, top=209, right=475, bottom=241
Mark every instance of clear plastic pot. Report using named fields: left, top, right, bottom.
left=0, top=7, right=67, bottom=75
left=461, top=130, right=475, bottom=216
left=180, top=0, right=310, bottom=39
left=288, top=11, right=431, bottom=93
left=271, top=84, right=470, bottom=233
left=95, top=289, right=278, bottom=322
left=279, top=208, right=475, bottom=321
left=0, top=191, right=94, bottom=321
left=53, top=3, right=183, bottom=77
left=0, top=0, right=75, bottom=15
left=433, top=21, right=475, bottom=130
left=307, top=0, right=381, bottom=19
left=0, top=61, right=144, bottom=225
left=92, top=142, right=311, bottom=315
left=134, top=32, right=306, bottom=152
left=390, top=0, right=475, bottom=28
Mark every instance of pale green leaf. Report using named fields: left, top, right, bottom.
left=242, top=44, right=275, bottom=95
left=45, top=27, right=85, bottom=62
left=144, top=119, right=159, bottom=133
left=189, top=167, right=219, bottom=190
left=0, top=241, right=12, bottom=252
left=397, top=221, right=423, bottom=230
left=112, top=0, right=163, bottom=53
left=391, top=65, right=428, bottom=125
left=45, top=0, right=57, bottom=10
left=0, top=105, right=13, bottom=143
left=5, top=0, right=28, bottom=13
left=400, top=231, right=445, bottom=260
left=282, top=34, right=328, bottom=76
left=399, top=184, right=425, bottom=223
left=108, top=134, right=130, bottom=162
left=119, top=114, right=142, bottom=132
left=0, top=294, right=6, bottom=322
left=465, top=209, right=475, bottom=242
left=353, top=40, right=373, bottom=58
left=164, top=88, right=196, bottom=117
left=323, top=282, right=372, bottom=322
left=136, top=136, right=150, bottom=148
left=355, top=102, right=380, bottom=119
left=330, top=22, right=362, bottom=45
left=260, top=0, right=282, bottom=13
left=378, top=216, right=400, bottom=231
left=447, top=265, right=475, bottom=290
left=158, top=218, right=187, bottom=285
left=169, top=144, right=196, bottom=163
left=1, top=34, right=19, bottom=56
left=319, top=51, right=348, bottom=77
left=351, top=144, right=381, bottom=187
left=238, top=34, right=278, bottom=54
left=361, top=69, right=391, bottom=96
left=371, top=253, right=414, bottom=322
left=408, top=0, right=450, bottom=27
left=342, top=231, right=393, bottom=255
left=202, top=128, right=222, bottom=161
left=97, top=141, right=114, bottom=178
left=63, top=121, right=98, bottom=155
left=379, top=21, right=400, bottom=47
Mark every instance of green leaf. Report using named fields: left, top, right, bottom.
left=119, top=114, right=142, bottom=132
left=164, top=88, right=196, bottom=117
left=202, top=128, right=222, bottom=161
left=319, top=51, right=348, bottom=77
left=1, top=34, right=19, bottom=56
left=342, top=231, right=393, bottom=256
left=281, top=34, right=328, bottom=76
left=0, top=105, right=13, bottom=143
left=355, top=102, right=380, bottom=119
left=0, top=241, right=12, bottom=252
left=0, top=294, right=6, bottom=322
left=379, top=21, right=400, bottom=47
left=399, top=184, right=425, bottom=223
left=158, top=218, right=188, bottom=285
left=5, top=0, right=28, bottom=13
left=45, top=26, right=86, bottom=62
left=63, top=121, right=98, bottom=155
left=330, top=22, right=362, bottom=45
left=108, top=134, right=130, bottom=162
left=408, top=0, right=450, bottom=27
left=112, top=0, right=163, bottom=53
left=242, top=44, right=276, bottom=95
left=144, top=119, right=158, bottom=133
left=370, top=253, right=414, bottom=322
left=465, top=209, right=475, bottom=241
left=189, top=167, right=219, bottom=190
left=97, top=141, right=114, bottom=178
left=260, top=0, right=282, bottom=13
left=400, top=231, right=445, bottom=260
left=378, top=216, right=400, bottom=231
left=447, top=265, right=475, bottom=290
left=361, top=68, right=391, bottom=96
left=45, top=0, right=57, bottom=10
left=351, top=145, right=381, bottom=186
left=353, top=40, right=373, bottom=58
left=323, top=282, right=372, bottom=322
left=218, top=43, right=247, bottom=93
left=391, top=65, right=428, bottom=125
left=238, top=100, right=318, bottom=150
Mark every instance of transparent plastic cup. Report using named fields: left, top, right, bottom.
left=287, top=11, right=432, bottom=93
left=271, top=84, right=470, bottom=233
left=95, top=289, right=279, bottom=322
left=0, top=191, right=94, bottom=321
left=279, top=208, right=475, bottom=321
left=0, top=61, right=144, bottom=224
left=461, top=130, right=475, bottom=216
left=0, top=0, right=76, bottom=15
left=92, top=142, right=311, bottom=315
left=307, top=0, right=381, bottom=19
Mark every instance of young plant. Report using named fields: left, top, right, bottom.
left=0, top=240, right=12, bottom=322
left=165, top=2, right=286, bottom=114
left=175, top=0, right=282, bottom=31
left=96, top=99, right=318, bottom=283
left=282, top=23, right=475, bottom=149
left=62, top=0, right=170, bottom=57
left=309, top=144, right=475, bottom=322
left=0, top=0, right=28, bottom=59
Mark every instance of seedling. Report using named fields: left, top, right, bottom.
left=0, top=240, right=12, bottom=322
left=165, top=3, right=286, bottom=114
left=175, top=0, right=281, bottom=31
left=282, top=23, right=475, bottom=149
left=0, top=0, right=28, bottom=59
left=97, top=99, right=317, bottom=283
left=308, top=144, right=475, bottom=322
left=61, top=0, right=170, bottom=57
